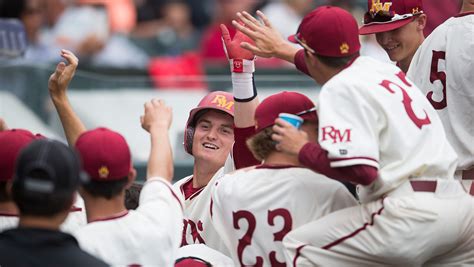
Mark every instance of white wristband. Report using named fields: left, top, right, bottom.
left=232, top=72, right=256, bottom=101
left=229, top=59, right=255, bottom=73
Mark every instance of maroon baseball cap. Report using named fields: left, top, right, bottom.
left=288, top=6, right=361, bottom=57
left=0, top=129, right=39, bottom=181
left=359, top=0, right=424, bottom=35
left=254, top=91, right=317, bottom=133
left=75, top=127, right=131, bottom=181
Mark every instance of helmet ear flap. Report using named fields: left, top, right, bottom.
left=183, top=125, right=195, bottom=155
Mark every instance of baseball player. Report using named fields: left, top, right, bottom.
left=0, top=128, right=86, bottom=233
left=359, top=0, right=427, bottom=73
left=49, top=50, right=183, bottom=265
left=235, top=6, right=474, bottom=265
left=174, top=25, right=260, bottom=255
left=211, top=91, right=357, bottom=266
left=407, top=0, right=474, bottom=194
left=0, top=129, right=37, bottom=232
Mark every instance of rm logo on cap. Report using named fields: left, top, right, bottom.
left=370, top=0, right=392, bottom=14
left=98, top=166, right=109, bottom=179
left=211, top=95, right=234, bottom=110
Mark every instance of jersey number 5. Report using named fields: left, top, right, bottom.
left=233, top=209, right=292, bottom=267
left=427, top=50, right=447, bottom=109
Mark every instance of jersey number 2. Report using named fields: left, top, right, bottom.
left=233, top=209, right=292, bottom=267
left=427, top=50, right=447, bottom=109
left=379, top=71, right=431, bottom=129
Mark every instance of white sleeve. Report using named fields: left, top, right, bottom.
left=318, top=84, right=380, bottom=168
left=138, top=177, right=184, bottom=227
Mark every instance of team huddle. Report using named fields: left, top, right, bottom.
left=1, top=0, right=473, bottom=266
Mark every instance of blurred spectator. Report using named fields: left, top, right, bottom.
left=133, top=0, right=200, bottom=56
left=42, top=0, right=148, bottom=67
left=0, top=0, right=61, bottom=62
left=200, top=0, right=260, bottom=63
left=261, top=0, right=314, bottom=41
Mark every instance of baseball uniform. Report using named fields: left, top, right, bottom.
left=211, top=164, right=357, bottom=266
left=407, top=12, right=474, bottom=193
left=74, top=177, right=183, bottom=266
left=283, top=56, right=474, bottom=266
left=173, top=155, right=235, bottom=255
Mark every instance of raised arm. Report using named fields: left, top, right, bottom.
left=141, top=99, right=174, bottom=182
left=48, top=49, right=86, bottom=146
left=221, top=24, right=260, bottom=168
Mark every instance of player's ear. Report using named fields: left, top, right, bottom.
left=415, top=14, right=427, bottom=31
left=126, top=168, right=137, bottom=189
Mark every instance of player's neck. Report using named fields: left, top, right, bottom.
left=0, top=201, right=19, bottom=215
left=83, top=193, right=127, bottom=223
left=192, top=162, right=220, bottom=188
left=264, top=152, right=300, bottom=167
left=19, top=213, right=65, bottom=230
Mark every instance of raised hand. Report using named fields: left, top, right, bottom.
left=221, top=23, right=256, bottom=73
left=232, top=10, right=294, bottom=60
left=48, top=49, right=78, bottom=99
left=141, top=99, right=173, bottom=133
left=272, top=118, right=309, bottom=156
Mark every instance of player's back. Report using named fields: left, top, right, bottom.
left=211, top=165, right=357, bottom=266
left=74, top=178, right=183, bottom=266
left=407, top=13, right=474, bottom=171
left=320, top=56, right=457, bottom=202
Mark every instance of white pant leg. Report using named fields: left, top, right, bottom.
left=283, top=181, right=474, bottom=267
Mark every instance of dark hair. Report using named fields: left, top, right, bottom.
left=315, top=52, right=360, bottom=68
left=125, top=182, right=143, bottom=210
left=0, top=181, right=11, bottom=202
left=12, top=169, right=73, bottom=216
left=246, top=127, right=276, bottom=162
left=82, top=177, right=129, bottom=200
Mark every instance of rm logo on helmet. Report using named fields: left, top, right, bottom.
left=211, top=95, right=234, bottom=110
left=370, top=0, right=392, bottom=14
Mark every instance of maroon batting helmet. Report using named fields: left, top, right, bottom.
left=183, top=91, right=235, bottom=155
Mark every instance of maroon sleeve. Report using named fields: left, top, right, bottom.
left=298, top=142, right=378, bottom=186
left=294, top=49, right=310, bottom=76
left=233, top=126, right=260, bottom=169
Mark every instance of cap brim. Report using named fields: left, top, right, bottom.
left=359, top=18, right=413, bottom=35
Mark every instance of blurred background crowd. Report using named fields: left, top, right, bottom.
left=0, top=0, right=463, bottom=180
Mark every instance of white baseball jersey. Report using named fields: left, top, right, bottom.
left=0, top=193, right=86, bottom=233
left=173, top=155, right=235, bottom=255
left=407, top=13, right=474, bottom=172
left=74, top=178, right=183, bottom=266
left=61, top=193, right=87, bottom=233
left=317, top=56, right=457, bottom=202
left=176, top=244, right=234, bottom=266
left=211, top=165, right=357, bottom=266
